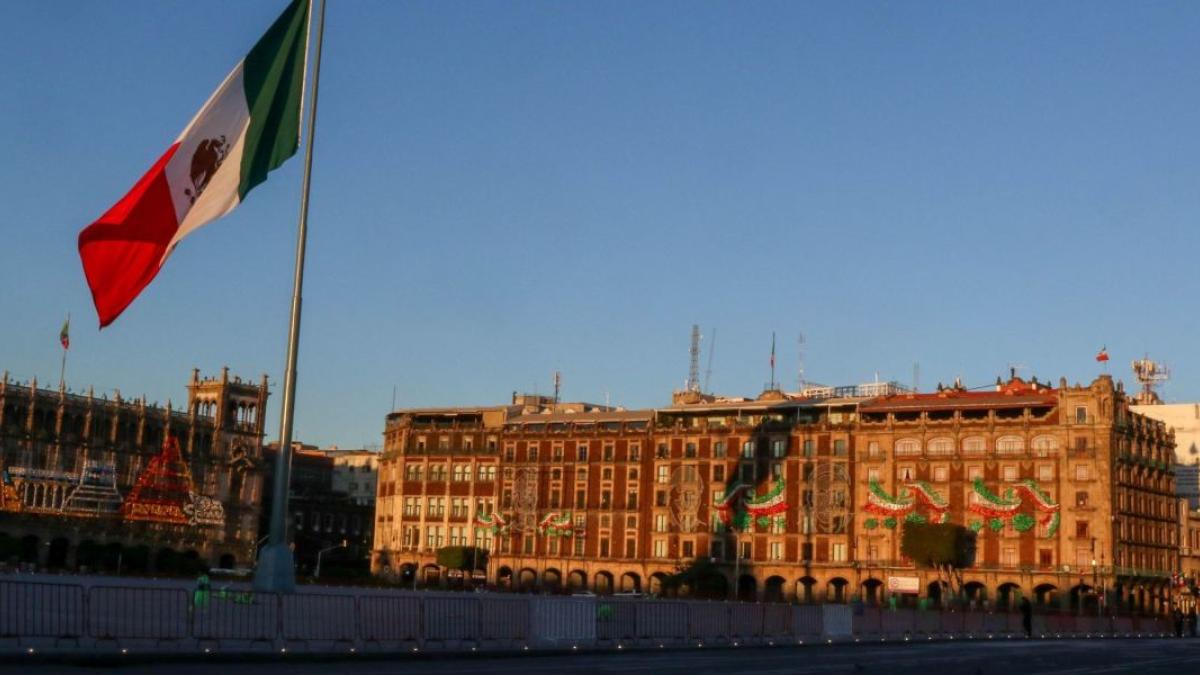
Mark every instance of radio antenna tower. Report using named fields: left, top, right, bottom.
left=553, top=371, right=562, bottom=403
left=686, top=325, right=702, bottom=393
left=703, top=327, right=716, bottom=394
left=1131, top=356, right=1169, bottom=405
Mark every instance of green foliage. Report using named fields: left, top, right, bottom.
left=663, top=557, right=729, bottom=599
left=905, top=512, right=927, bottom=524
left=1012, top=513, right=1036, bottom=532
left=864, top=518, right=879, bottom=530
left=988, top=518, right=1005, bottom=532
left=733, top=512, right=752, bottom=530
left=435, top=546, right=489, bottom=571
left=899, top=522, right=977, bottom=571
left=883, top=517, right=898, bottom=529
left=756, top=515, right=771, bottom=530
left=967, top=520, right=983, bottom=532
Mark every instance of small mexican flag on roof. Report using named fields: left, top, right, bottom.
left=78, top=0, right=310, bottom=327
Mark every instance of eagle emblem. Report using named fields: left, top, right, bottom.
left=184, top=136, right=230, bottom=204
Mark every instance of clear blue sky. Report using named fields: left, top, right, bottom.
left=3, top=1, right=1200, bottom=448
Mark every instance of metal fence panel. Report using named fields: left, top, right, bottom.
left=192, top=590, right=277, bottom=641
left=821, top=605, right=853, bottom=639
left=595, top=600, right=636, bottom=641
left=0, top=580, right=84, bottom=638
left=635, top=602, right=688, bottom=641
left=761, top=603, right=792, bottom=637
left=281, top=593, right=356, bottom=641
left=729, top=603, right=763, bottom=638
left=687, top=602, right=729, bottom=640
left=89, top=586, right=189, bottom=640
left=793, top=605, right=825, bottom=639
left=422, top=596, right=481, bottom=642
left=881, top=608, right=914, bottom=636
left=359, top=595, right=421, bottom=642
left=481, top=596, right=529, bottom=640
left=530, top=596, right=595, bottom=645
left=939, top=610, right=965, bottom=634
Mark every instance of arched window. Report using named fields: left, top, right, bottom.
left=961, top=436, right=986, bottom=454
left=927, top=438, right=954, bottom=456
left=996, top=436, right=1024, bottom=453
left=894, top=439, right=921, bottom=457
left=1032, top=436, right=1059, bottom=452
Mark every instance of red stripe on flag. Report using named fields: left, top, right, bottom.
left=78, top=144, right=182, bottom=327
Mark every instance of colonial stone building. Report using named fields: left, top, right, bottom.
left=0, top=368, right=268, bottom=571
left=373, top=375, right=1179, bottom=615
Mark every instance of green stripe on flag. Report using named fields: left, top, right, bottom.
left=239, top=0, right=309, bottom=199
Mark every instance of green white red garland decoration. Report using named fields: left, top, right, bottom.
left=715, top=478, right=788, bottom=532
left=865, top=480, right=950, bottom=522
left=968, top=478, right=1060, bottom=538
left=537, top=511, right=577, bottom=537
left=473, top=511, right=509, bottom=535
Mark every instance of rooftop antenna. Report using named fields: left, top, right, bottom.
left=687, top=324, right=702, bottom=393
left=769, top=332, right=777, bottom=390
left=553, top=371, right=562, bottom=404
left=391, top=385, right=397, bottom=412
left=703, top=327, right=717, bottom=394
left=797, top=332, right=806, bottom=392
left=1132, top=355, right=1169, bottom=405
left=1007, top=363, right=1028, bottom=380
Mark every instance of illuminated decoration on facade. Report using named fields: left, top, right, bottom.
left=864, top=480, right=950, bottom=527
left=61, top=462, right=123, bottom=515
left=669, top=465, right=704, bottom=532
left=536, top=511, right=576, bottom=537
left=473, top=511, right=508, bottom=535
left=715, top=478, right=788, bottom=532
left=967, top=477, right=1060, bottom=538
left=122, top=436, right=226, bottom=528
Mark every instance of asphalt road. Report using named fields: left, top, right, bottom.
left=5, top=639, right=1200, bottom=675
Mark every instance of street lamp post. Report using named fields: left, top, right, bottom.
left=314, top=539, right=347, bottom=580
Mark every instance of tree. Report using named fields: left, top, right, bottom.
left=435, top=545, right=489, bottom=572
left=900, top=522, right=977, bottom=603
left=663, top=557, right=730, bottom=599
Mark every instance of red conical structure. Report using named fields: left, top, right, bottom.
left=122, top=435, right=195, bottom=524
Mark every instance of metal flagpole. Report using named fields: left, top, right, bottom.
left=59, top=313, right=69, bottom=391
left=254, top=0, right=327, bottom=593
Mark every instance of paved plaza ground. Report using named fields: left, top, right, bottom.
left=5, top=638, right=1200, bottom=675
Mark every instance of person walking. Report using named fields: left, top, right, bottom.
left=1019, top=596, right=1033, bottom=638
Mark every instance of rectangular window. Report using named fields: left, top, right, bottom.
left=682, top=540, right=694, bottom=557
left=523, top=537, right=534, bottom=554
left=739, top=541, right=751, bottom=560
left=831, top=543, right=847, bottom=562
left=599, top=538, right=609, bottom=557
left=626, top=538, right=636, bottom=558
left=601, top=489, right=612, bottom=508
left=656, top=490, right=667, bottom=506
left=713, top=465, right=725, bottom=482
left=867, top=467, right=880, bottom=483
left=576, top=489, right=586, bottom=509
left=629, top=443, right=640, bottom=460
left=1002, top=465, right=1018, bottom=481
left=769, top=541, right=784, bottom=560
left=1075, top=465, right=1090, bottom=481
left=868, top=441, right=881, bottom=458
left=1038, top=464, right=1053, bottom=481
left=1076, top=520, right=1089, bottom=538
left=685, top=442, right=697, bottom=458
left=742, top=440, right=755, bottom=458
left=771, top=439, right=786, bottom=457
left=803, top=440, right=814, bottom=457
left=833, top=439, right=847, bottom=456
left=655, top=514, right=668, bottom=532
left=1039, top=549, right=1053, bottom=567
left=578, top=444, right=589, bottom=461
left=801, top=542, right=813, bottom=561
left=657, top=465, right=670, bottom=483
left=574, top=538, right=585, bottom=556
left=1002, top=547, right=1017, bottom=567
left=713, top=441, right=726, bottom=458
left=627, top=489, right=638, bottom=509
left=1075, top=406, right=1088, bottom=424
left=653, top=539, right=667, bottom=558
left=604, top=444, right=614, bottom=461
left=657, top=443, right=669, bottom=459
left=933, top=466, right=948, bottom=482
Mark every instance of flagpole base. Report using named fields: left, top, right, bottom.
left=253, top=543, right=296, bottom=593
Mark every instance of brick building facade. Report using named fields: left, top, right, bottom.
left=373, top=375, right=1179, bottom=614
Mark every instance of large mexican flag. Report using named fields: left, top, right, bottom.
left=78, top=0, right=309, bottom=327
